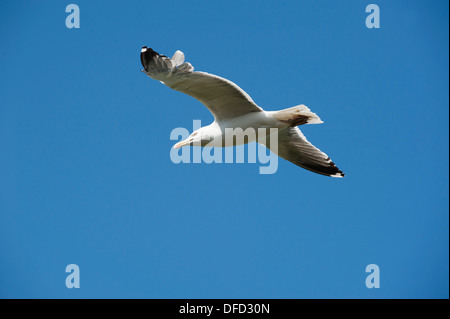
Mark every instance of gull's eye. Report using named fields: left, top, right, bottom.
left=191, top=132, right=198, bottom=137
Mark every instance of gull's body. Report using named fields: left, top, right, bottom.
left=190, top=112, right=286, bottom=148
left=140, top=47, right=344, bottom=177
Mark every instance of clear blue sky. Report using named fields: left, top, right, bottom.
left=0, top=0, right=448, bottom=298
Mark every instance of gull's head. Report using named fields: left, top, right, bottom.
left=174, top=128, right=212, bottom=149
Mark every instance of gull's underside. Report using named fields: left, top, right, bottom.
left=140, top=46, right=345, bottom=177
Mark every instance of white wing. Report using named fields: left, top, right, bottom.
left=261, top=127, right=345, bottom=177
left=141, top=47, right=263, bottom=121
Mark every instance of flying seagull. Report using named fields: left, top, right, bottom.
left=140, top=47, right=344, bottom=177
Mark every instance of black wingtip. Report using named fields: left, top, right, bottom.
left=330, top=168, right=345, bottom=178
left=320, top=157, right=344, bottom=177
left=331, top=171, right=345, bottom=178
left=140, top=46, right=158, bottom=69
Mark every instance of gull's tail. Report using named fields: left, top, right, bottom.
left=273, top=104, right=323, bottom=127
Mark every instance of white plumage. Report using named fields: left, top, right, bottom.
left=141, top=47, right=344, bottom=177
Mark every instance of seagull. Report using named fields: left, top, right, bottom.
left=140, top=46, right=344, bottom=177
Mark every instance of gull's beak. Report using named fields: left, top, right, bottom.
left=173, top=139, right=192, bottom=149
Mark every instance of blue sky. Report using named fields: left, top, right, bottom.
left=0, top=0, right=448, bottom=298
